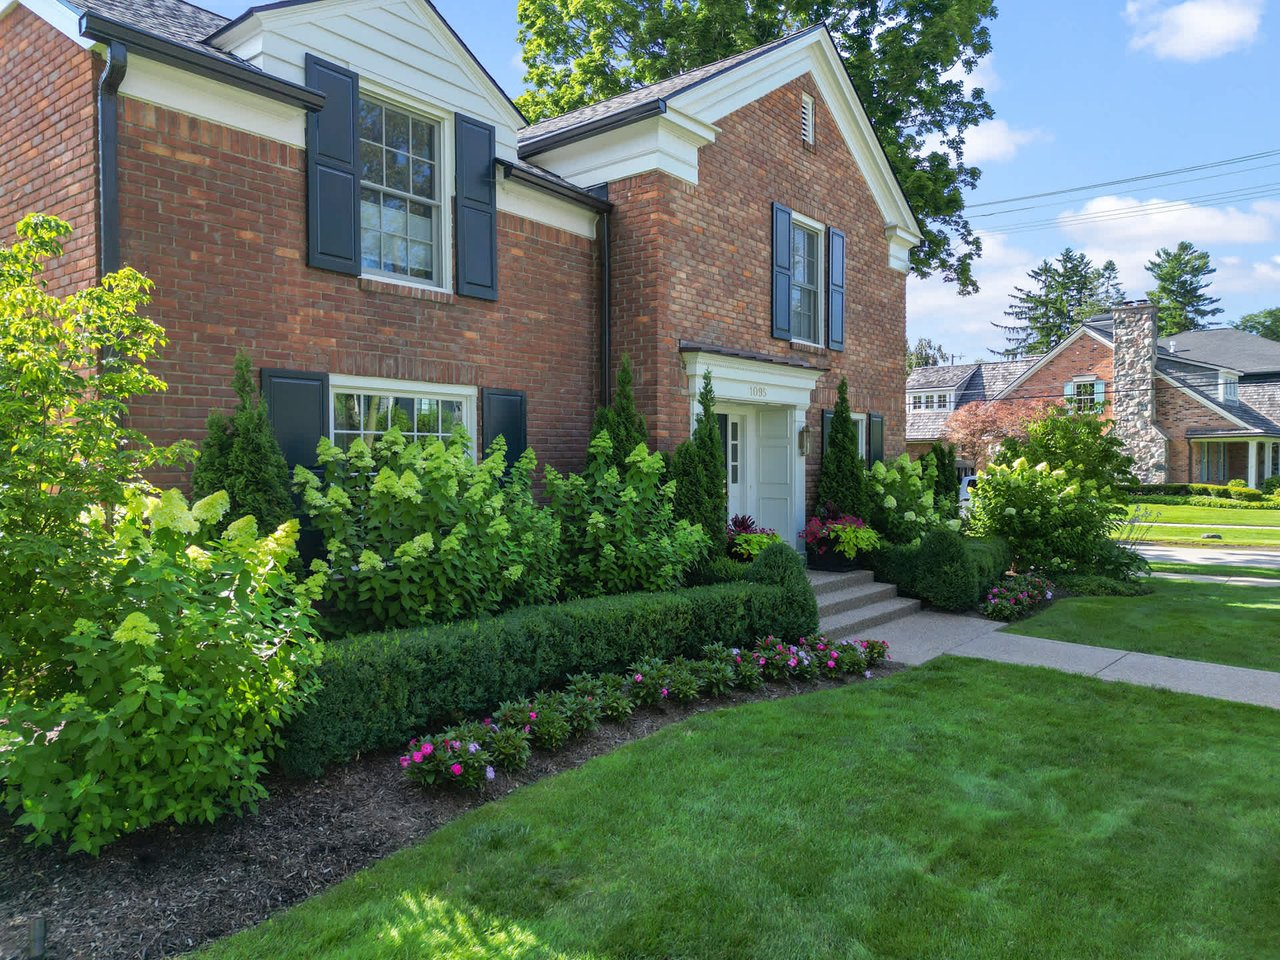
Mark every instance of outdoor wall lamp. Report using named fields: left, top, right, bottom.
left=798, top=424, right=813, bottom=456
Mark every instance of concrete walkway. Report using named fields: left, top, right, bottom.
left=1151, top=571, right=1279, bottom=587
left=856, top=609, right=1280, bottom=710
left=1137, top=543, right=1280, bottom=566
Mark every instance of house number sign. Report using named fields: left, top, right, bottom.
left=749, top=386, right=769, bottom=398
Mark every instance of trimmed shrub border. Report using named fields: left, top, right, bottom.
left=280, top=544, right=817, bottom=777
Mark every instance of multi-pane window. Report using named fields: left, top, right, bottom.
left=790, top=221, right=822, bottom=343
left=1066, top=379, right=1102, bottom=414
left=358, top=97, right=441, bottom=284
left=911, top=393, right=952, bottom=411
left=1220, top=373, right=1239, bottom=404
left=332, top=390, right=465, bottom=450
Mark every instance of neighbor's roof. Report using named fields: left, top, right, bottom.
left=906, top=363, right=978, bottom=391
left=956, top=358, right=1042, bottom=406
left=517, top=26, right=826, bottom=154
left=1159, top=328, right=1280, bottom=375
left=1159, top=363, right=1280, bottom=436
left=906, top=410, right=952, bottom=443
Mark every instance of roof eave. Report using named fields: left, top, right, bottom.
left=79, top=10, right=325, bottom=110
left=518, top=99, right=668, bottom=159
left=496, top=159, right=613, bottom=213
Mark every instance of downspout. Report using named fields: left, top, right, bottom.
left=97, top=40, right=127, bottom=275
left=597, top=208, right=612, bottom=405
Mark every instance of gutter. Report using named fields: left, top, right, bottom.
left=517, top=99, right=667, bottom=159
left=496, top=159, right=612, bottom=213
left=97, top=39, right=126, bottom=275
left=79, top=11, right=325, bottom=111
left=597, top=208, right=612, bottom=405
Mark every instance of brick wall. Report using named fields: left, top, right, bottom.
left=1004, top=334, right=1114, bottom=408
left=0, top=6, right=99, bottom=293
left=116, top=99, right=600, bottom=487
left=608, top=73, right=908, bottom=507
left=1154, top=377, right=1242, bottom=483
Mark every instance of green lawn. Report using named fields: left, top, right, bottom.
left=1150, top=561, right=1280, bottom=581
left=196, top=659, right=1280, bottom=960
left=1007, top=579, right=1280, bottom=672
left=1129, top=503, right=1280, bottom=527
left=1122, top=523, right=1280, bottom=547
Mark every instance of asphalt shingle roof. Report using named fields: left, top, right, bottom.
left=1157, top=361, right=1280, bottom=436
left=906, top=364, right=978, bottom=390
left=70, top=0, right=254, bottom=69
left=906, top=410, right=952, bottom=443
left=517, top=25, right=825, bottom=149
left=1158, top=328, right=1280, bottom=375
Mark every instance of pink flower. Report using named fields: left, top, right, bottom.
left=787, top=658, right=797, bottom=668
left=661, top=688, right=669, bottom=698
left=634, top=674, right=644, bottom=682
left=529, top=711, right=538, bottom=720
left=423, top=743, right=434, bottom=756
left=483, top=717, right=492, bottom=726
left=758, top=657, right=766, bottom=666
left=399, top=756, right=410, bottom=768
left=450, top=763, right=463, bottom=776
left=827, top=660, right=836, bottom=669
left=523, top=724, right=530, bottom=734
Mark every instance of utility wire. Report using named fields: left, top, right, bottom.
left=967, top=149, right=1280, bottom=209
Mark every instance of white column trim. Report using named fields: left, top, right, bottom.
left=1248, top=441, right=1259, bottom=489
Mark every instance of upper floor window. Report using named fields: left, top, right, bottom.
left=910, top=392, right=953, bottom=411
left=790, top=216, right=823, bottom=345
left=1219, top=372, right=1239, bottom=404
left=358, top=97, right=442, bottom=285
left=1065, top=377, right=1102, bottom=414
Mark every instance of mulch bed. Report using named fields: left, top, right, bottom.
left=0, top=664, right=904, bottom=960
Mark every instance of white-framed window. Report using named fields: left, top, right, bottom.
left=1065, top=377, right=1102, bottom=414
left=911, top=394, right=923, bottom=410
left=329, top=375, right=477, bottom=451
left=790, top=213, right=824, bottom=345
left=801, top=93, right=815, bottom=144
left=850, top=411, right=867, bottom=458
left=1219, top=372, right=1239, bottom=404
left=358, top=95, right=445, bottom=287
left=910, top=392, right=953, bottom=411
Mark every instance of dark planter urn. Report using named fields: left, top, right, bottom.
left=806, top=541, right=858, bottom=572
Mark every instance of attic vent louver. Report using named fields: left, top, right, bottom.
left=801, top=93, right=815, bottom=144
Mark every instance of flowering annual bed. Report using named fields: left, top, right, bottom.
left=982, top=574, right=1054, bottom=622
left=802, top=513, right=880, bottom=560
left=400, top=635, right=890, bottom=788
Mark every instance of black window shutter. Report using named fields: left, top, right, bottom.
left=455, top=115, right=498, bottom=300
left=826, top=227, right=846, bottom=351
left=482, top=388, right=526, bottom=470
left=771, top=202, right=793, bottom=340
left=868, top=413, right=885, bottom=466
left=305, top=55, right=360, bottom=275
left=260, top=368, right=329, bottom=562
left=822, top=409, right=833, bottom=455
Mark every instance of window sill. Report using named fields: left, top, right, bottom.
left=359, top=275, right=455, bottom=303
left=790, top=339, right=827, bottom=356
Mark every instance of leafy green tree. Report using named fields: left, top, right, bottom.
left=907, top=336, right=952, bottom=371
left=994, top=405, right=1136, bottom=492
left=0, top=215, right=192, bottom=697
left=591, top=353, right=648, bottom=473
left=192, top=350, right=294, bottom=533
left=671, top=370, right=728, bottom=554
left=994, top=248, right=1125, bottom=357
left=516, top=0, right=998, bottom=292
left=923, top=441, right=960, bottom=518
left=814, top=378, right=869, bottom=518
left=1234, top=307, right=1280, bottom=341
left=1145, top=241, right=1223, bottom=336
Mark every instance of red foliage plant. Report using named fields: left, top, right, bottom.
left=942, top=398, right=1059, bottom=470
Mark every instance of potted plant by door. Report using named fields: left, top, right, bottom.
left=802, top=510, right=880, bottom=572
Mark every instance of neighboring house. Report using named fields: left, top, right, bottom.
left=1, top=0, right=921, bottom=544
left=906, top=303, right=1280, bottom=487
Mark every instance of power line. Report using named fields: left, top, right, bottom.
left=967, top=148, right=1280, bottom=209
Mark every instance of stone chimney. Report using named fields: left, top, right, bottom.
left=1110, top=301, right=1168, bottom=483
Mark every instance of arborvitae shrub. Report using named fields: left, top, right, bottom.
left=591, top=353, right=648, bottom=474
left=814, top=378, right=868, bottom=519
left=670, top=370, right=728, bottom=555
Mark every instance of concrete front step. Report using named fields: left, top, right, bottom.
left=820, top=596, right=923, bottom=641
left=817, top=580, right=901, bottom=618
left=806, top=568, right=874, bottom=596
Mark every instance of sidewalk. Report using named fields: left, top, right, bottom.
left=1151, top=571, right=1279, bottom=587
left=857, top=610, right=1280, bottom=710
left=1137, top=544, right=1280, bottom=566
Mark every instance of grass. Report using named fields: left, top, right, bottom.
left=1006, top=579, right=1280, bottom=672
left=196, top=659, right=1280, bottom=960
left=1122, top=523, right=1280, bottom=547
left=1129, top=503, right=1280, bottom=527
left=1150, top=561, right=1280, bottom=581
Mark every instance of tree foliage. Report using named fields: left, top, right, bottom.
left=591, top=353, right=648, bottom=474
left=994, top=248, right=1125, bottom=357
left=994, top=405, right=1136, bottom=492
left=907, top=336, right=952, bottom=371
left=1145, top=241, right=1223, bottom=337
left=670, top=370, right=728, bottom=554
left=515, top=0, right=998, bottom=292
left=814, top=377, right=869, bottom=518
left=941, top=397, right=1058, bottom=470
left=921, top=441, right=960, bottom=518
left=192, top=350, right=294, bottom=534
left=1233, top=307, right=1280, bottom=342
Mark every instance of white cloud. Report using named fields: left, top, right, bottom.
left=1125, top=0, right=1263, bottom=61
left=961, top=120, right=1052, bottom=165
left=943, top=54, right=1002, bottom=94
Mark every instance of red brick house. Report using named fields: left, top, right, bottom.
left=907, top=303, right=1280, bottom=486
left=1, top=0, right=921, bottom=544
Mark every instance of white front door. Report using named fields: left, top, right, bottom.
left=755, top=407, right=793, bottom=537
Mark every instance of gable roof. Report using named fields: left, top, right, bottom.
left=1158, top=328, right=1280, bottom=375
left=517, top=26, right=825, bottom=153
left=905, top=358, right=1040, bottom=442
left=906, top=363, right=978, bottom=391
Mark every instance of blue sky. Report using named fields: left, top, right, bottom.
left=203, top=1, right=1278, bottom=360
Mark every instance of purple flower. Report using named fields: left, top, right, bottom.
left=468, top=742, right=480, bottom=754
left=485, top=766, right=495, bottom=781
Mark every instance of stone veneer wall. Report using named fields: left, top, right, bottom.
left=1110, top=302, right=1168, bottom=482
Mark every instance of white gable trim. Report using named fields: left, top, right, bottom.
left=4, top=0, right=94, bottom=48
left=1155, top=371, right=1254, bottom=431
left=993, top=325, right=1113, bottom=399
